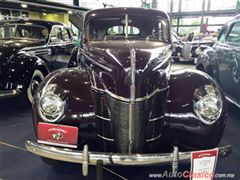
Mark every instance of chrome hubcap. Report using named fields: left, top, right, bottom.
left=31, top=79, right=40, bottom=95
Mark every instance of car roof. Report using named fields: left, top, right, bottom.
left=233, top=14, right=240, bottom=20
left=0, top=19, right=66, bottom=30
left=85, top=7, right=169, bottom=22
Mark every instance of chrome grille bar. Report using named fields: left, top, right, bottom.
left=128, top=46, right=136, bottom=153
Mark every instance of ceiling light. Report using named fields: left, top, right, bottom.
left=68, top=11, right=73, bottom=14
left=21, top=4, right=28, bottom=8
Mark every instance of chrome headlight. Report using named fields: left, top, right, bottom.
left=193, top=85, right=223, bottom=125
left=39, top=93, right=64, bottom=122
left=195, top=47, right=201, bottom=55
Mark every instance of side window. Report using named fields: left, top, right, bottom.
left=148, top=21, right=164, bottom=41
left=50, top=27, right=62, bottom=42
left=226, top=22, right=240, bottom=43
left=218, top=27, right=227, bottom=43
left=62, top=28, right=71, bottom=41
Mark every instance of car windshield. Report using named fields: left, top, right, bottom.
left=86, top=15, right=169, bottom=42
left=0, top=24, right=49, bottom=40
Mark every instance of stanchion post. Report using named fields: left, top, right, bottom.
left=96, top=159, right=103, bottom=180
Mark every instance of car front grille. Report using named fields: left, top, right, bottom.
left=92, top=87, right=168, bottom=153
left=182, top=44, right=192, bottom=57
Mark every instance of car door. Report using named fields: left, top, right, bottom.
left=217, top=21, right=240, bottom=103
left=44, top=26, right=74, bottom=71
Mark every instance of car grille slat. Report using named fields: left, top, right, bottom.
left=92, top=88, right=168, bottom=153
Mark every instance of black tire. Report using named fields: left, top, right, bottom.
left=26, top=69, right=45, bottom=104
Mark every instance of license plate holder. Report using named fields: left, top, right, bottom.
left=37, top=122, right=78, bottom=148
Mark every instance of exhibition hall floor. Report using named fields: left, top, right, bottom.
left=0, top=63, right=239, bottom=180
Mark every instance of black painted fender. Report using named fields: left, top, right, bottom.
left=4, top=52, right=49, bottom=90
left=196, top=47, right=220, bottom=82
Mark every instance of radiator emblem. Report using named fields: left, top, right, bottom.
left=52, top=132, right=64, bottom=141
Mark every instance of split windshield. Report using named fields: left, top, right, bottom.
left=0, top=24, right=49, bottom=40
left=87, top=15, right=169, bottom=42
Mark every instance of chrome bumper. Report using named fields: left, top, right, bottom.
left=25, top=141, right=231, bottom=166
left=0, top=89, right=21, bottom=99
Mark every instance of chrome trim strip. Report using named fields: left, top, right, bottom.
left=85, top=55, right=112, bottom=72
left=0, top=89, right=21, bottom=99
left=26, top=49, right=51, bottom=56
left=97, top=134, right=114, bottom=142
left=165, top=112, right=198, bottom=119
left=128, top=47, right=136, bottom=153
left=125, top=14, right=128, bottom=39
left=81, top=112, right=95, bottom=118
left=149, top=115, right=164, bottom=122
left=37, top=140, right=77, bottom=149
left=146, top=134, right=162, bottom=142
left=25, top=141, right=232, bottom=166
left=130, top=48, right=136, bottom=104
left=152, top=52, right=172, bottom=71
left=91, top=86, right=169, bottom=103
left=226, top=96, right=240, bottom=109
left=96, top=115, right=110, bottom=121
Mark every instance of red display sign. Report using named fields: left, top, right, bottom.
left=190, top=149, right=218, bottom=180
left=37, top=122, right=79, bottom=148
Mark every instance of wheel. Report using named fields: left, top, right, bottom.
left=26, top=69, right=45, bottom=104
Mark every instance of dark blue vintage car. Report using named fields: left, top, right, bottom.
left=0, top=19, right=75, bottom=103
left=196, top=17, right=240, bottom=108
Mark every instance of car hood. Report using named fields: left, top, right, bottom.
left=0, top=38, right=46, bottom=60
left=84, top=40, right=169, bottom=70
left=83, top=40, right=171, bottom=98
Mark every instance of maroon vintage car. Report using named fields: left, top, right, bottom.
left=26, top=8, right=231, bottom=176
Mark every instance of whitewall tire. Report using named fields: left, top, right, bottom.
left=27, top=69, right=45, bottom=104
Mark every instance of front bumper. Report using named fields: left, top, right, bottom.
left=0, top=89, right=21, bottom=99
left=25, top=141, right=231, bottom=166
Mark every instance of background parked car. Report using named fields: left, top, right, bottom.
left=172, top=32, right=216, bottom=63
left=196, top=17, right=240, bottom=108
left=0, top=19, right=76, bottom=103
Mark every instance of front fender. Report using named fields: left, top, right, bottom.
left=196, top=47, right=219, bottom=81
left=4, top=52, right=49, bottom=89
left=33, top=68, right=93, bottom=132
left=165, top=69, right=227, bottom=149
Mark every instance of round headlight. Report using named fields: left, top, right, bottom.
left=193, top=85, right=223, bottom=125
left=195, top=47, right=201, bottom=55
left=39, top=93, right=64, bottom=122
